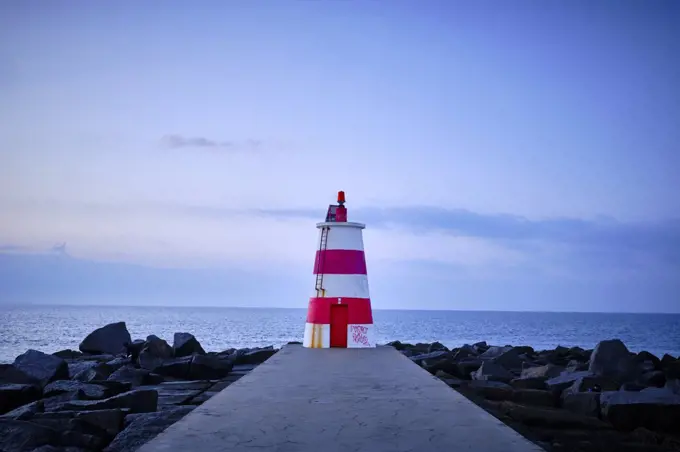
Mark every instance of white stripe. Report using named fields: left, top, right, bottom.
left=303, top=323, right=330, bottom=348
left=347, top=324, right=375, bottom=348
left=313, top=274, right=371, bottom=298
left=317, top=226, right=365, bottom=251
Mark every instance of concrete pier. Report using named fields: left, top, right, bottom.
left=139, top=345, right=544, bottom=452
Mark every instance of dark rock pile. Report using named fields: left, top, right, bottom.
left=392, top=339, right=680, bottom=452
left=0, top=322, right=279, bottom=452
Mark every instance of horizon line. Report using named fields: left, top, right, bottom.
left=2, top=302, right=679, bottom=316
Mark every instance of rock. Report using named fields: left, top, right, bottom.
left=43, top=391, right=88, bottom=412
left=472, top=341, right=488, bottom=353
left=0, top=383, right=42, bottom=414
left=620, top=382, right=646, bottom=391
left=511, top=389, right=556, bottom=407
left=52, top=350, right=83, bottom=360
left=456, top=358, right=483, bottom=379
left=0, top=364, right=33, bottom=385
left=79, top=322, right=132, bottom=356
left=0, top=419, right=59, bottom=451
left=452, top=345, right=477, bottom=361
left=104, top=357, right=130, bottom=373
left=0, top=400, right=44, bottom=420
left=520, top=364, right=564, bottom=379
left=386, top=340, right=407, bottom=350
left=125, top=340, right=146, bottom=363
left=480, top=346, right=525, bottom=370
left=73, top=362, right=112, bottom=382
left=152, top=357, right=192, bottom=380
left=233, top=348, right=277, bottom=365
left=409, top=350, right=449, bottom=364
left=66, top=361, right=98, bottom=380
left=497, top=401, right=610, bottom=429
left=29, top=447, right=88, bottom=452
left=588, top=339, right=638, bottom=382
left=59, top=430, right=107, bottom=450
left=13, top=350, right=69, bottom=387
left=472, top=361, right=514, bottom=383
left=48, top=389, right=158, bottom=414
left=434, top=370, right=463, bottom=388
left=104, top=406, right=194, bottom=452
left=107, top=365, right=151, bottom=387
left=666, top=379, right=680, bottom=395
left=635, top=351, right=661, bottom=371
left=600, top=388, right=680, bottom=432
left=510, top=377, right=548, bottom=390
left=562, top=392, right=601, bottom=417
left=74, top=408, right=127, bottom=437
left=467, top=380, right=514, bottom=401
left=189, top=355, right=233, bottom=380
left=428, top=342, right=448, bottom=353
left=545, top=371, right=595, bottom=393
left=562, top=375, right=620, bottom=396
left=661, top=355, right=680, bottom=380
left=44, top=380, right=109, bottom=400
left=138, top=335, right=174, bottom=370
left=640, top=370, right=666, bottom=388
left=565, top=359, right=589, bottom=372
left=88, top=380, right=132, bottom=395
left=172, top=333, right=205, bottom=357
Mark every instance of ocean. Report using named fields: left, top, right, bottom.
left=1, top=305, right=679, bottom=363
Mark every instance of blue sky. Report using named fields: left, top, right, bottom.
left=1, top=1, right=678, bottom=312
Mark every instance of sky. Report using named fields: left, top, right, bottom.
left=1, top=1, right=679, bottom=312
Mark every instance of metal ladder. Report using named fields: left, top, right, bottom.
left=315, top=227, right=329, bottom=297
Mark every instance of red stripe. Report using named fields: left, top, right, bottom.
left=313, top=250, right=367, bottom=275
left=306, top=297, right=373, bottom=324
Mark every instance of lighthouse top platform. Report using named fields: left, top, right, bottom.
left=316, top=221, right=365, bottom=229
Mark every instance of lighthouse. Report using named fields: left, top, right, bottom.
left=303, top=191, right=375, bottom=348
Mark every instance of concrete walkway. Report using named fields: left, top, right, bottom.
left=139, top=345, right=544, bottom=452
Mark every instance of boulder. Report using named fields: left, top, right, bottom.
left=472, top=341, right=488, bottom=353
left=467, top=380, right=513, bottom=401
left=107, top=365, right=151, bottom=387
left=0, top=400, right=44, bottom=420
left=480, top=346, right=524, bottom=370
left=635, top=351, right=661, bottom=372
left=600, top=388, right=680, bottom=432
left=545, top=371, right=595, bottom=393
left=497, top=401, right=610, bottom=430
left=520, top=363, right=564, bottom=379
left=13, top=350, right=69, bottom=387
left=104, top=357, right=130, bottom=373
left=588, top=339, right=638, bottom=382
left=409, top=350, right=449, bottom=365
left=639, top=370, right=666, bottom=388
left=0, top=419, right=59, bottom=451
left=510, top=377, right=548, bottom=390
left=428, top=342, right=449, bottom=353
left=48, top=389, right=158, bottom=414
left=125, top=340, right=146, bottom=363
left=234, top=348, right=278, bottom=365
left=138, top=335, right=174, bottom=370
left=0, top=364, right=34, bottom=385
left=66, top=361, right=99, bottom=380
left=52, top=350, right=83, bottom=360
left=452, top=345, right=477, bottom=361
left=562, top=375, right=620, bottom=396
left=434, top=370, right=463, bottom=388
left=456, top=358, right=483, bottom=379
left=43, top=380, right=109, bottom=400
left=172, top=333, right=205, bottom=357
left=562, top=392, right=601, bottom=417
left=511, top=389, right=556, bottom=407
left=472, top=361, right=514, bottom=383
left=0, top=383, right=42, bottom=415
left=79, top=322, right=132, bottom=356
left=104, top=406, right=194, bottom=452
left=661, top=355, right=680, bottom=380
left=73, top=362, right=112, bottom=383
left=189, top=355, right=233, bottom=380
left=152, top=357, right=192, bottom=380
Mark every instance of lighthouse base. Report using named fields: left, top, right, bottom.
left=303, top=323, right=375, bottom=348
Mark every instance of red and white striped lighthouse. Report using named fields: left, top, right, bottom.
left=303, top=191, right=374, bottom=348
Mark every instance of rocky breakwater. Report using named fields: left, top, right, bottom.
left=0, top=322, right=279, bottom=452
left=393, top=339, right=680, bottom=452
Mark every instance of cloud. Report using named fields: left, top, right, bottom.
left=159, top=135, right=262, bottom=151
